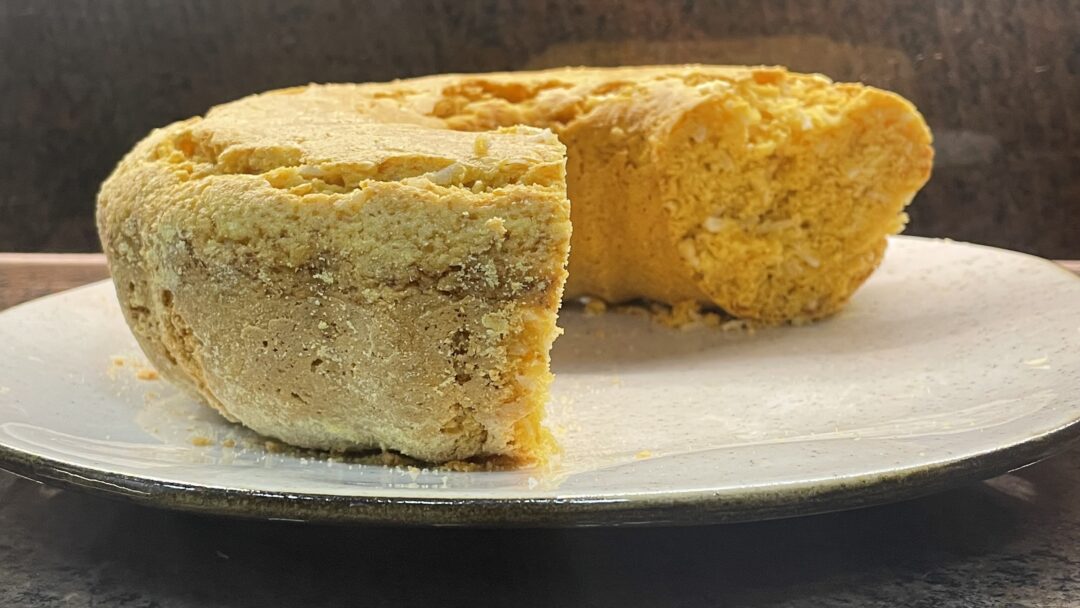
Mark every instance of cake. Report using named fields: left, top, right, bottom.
left=97, top=65, right=933, bottom=464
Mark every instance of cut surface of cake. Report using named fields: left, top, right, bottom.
left=97, top=65, right=933, bottom=463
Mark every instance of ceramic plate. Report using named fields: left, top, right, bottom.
left=1, top=236, right=1079, bottom=526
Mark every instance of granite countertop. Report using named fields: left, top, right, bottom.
left=3, top=256, right=1080, bottom=607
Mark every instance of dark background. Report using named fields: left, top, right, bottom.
left=2, top=0, right=1078, bottom=256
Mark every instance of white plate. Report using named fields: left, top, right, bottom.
left=1, top=236, right=1079, bottom=526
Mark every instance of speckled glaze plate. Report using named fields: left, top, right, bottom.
left=1, top=236, right=1079, bottom=526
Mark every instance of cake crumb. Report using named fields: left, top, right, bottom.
left=609, top=300, right=756, bottom=332
left=222, top=439, right=236, bottom=448
left=635, top=450, right=653, bottom=459
left=473, top=133, right=491, bottom=157
left=110, top=356, right=126, bottom=367
left=584, top=298, right=608, bottom=315
left=191, top=436, right=212, bottom=447
left=265, top=440, right=284, bottom=453
left=135, top=367, right=159, bottom=380
left=484, top=217, right=507, bottom=237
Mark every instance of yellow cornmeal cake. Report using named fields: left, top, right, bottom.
left=99, top=123, right=570, bottom=463
left=97, top=65, right=933, bottom=463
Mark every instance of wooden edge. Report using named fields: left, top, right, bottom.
left=0, top=253, right=106, bottom=266
left=0, top=253, right=109, bottom=310
left=1058, top=260, right=1080, bottom=275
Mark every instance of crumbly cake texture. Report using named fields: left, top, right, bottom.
left=99, top=118, right=570, bottom=463
left=353, top=65, right=933, bottom=321
left=98, top=65, right=932, bottom=463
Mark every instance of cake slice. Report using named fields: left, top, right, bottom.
left=97, top=110, right=571, bottom=463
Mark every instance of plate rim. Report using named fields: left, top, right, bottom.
left=2, top=236, right=1080, bottom=526
left=1, top=419, right=1078, bottom=526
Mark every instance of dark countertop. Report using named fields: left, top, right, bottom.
left=4, top=452, right=1080, bottom=607
left=3, top=257, right=1080, bottom=607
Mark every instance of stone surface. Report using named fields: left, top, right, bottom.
left=3, top=452, right=1080, bottom=607
left=1, top=0, right=1079, bottom=256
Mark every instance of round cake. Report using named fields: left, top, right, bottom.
left=97, top=65, right=933, bottom=463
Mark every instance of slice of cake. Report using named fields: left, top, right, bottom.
left=97, top=111, right=571, bottom=463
